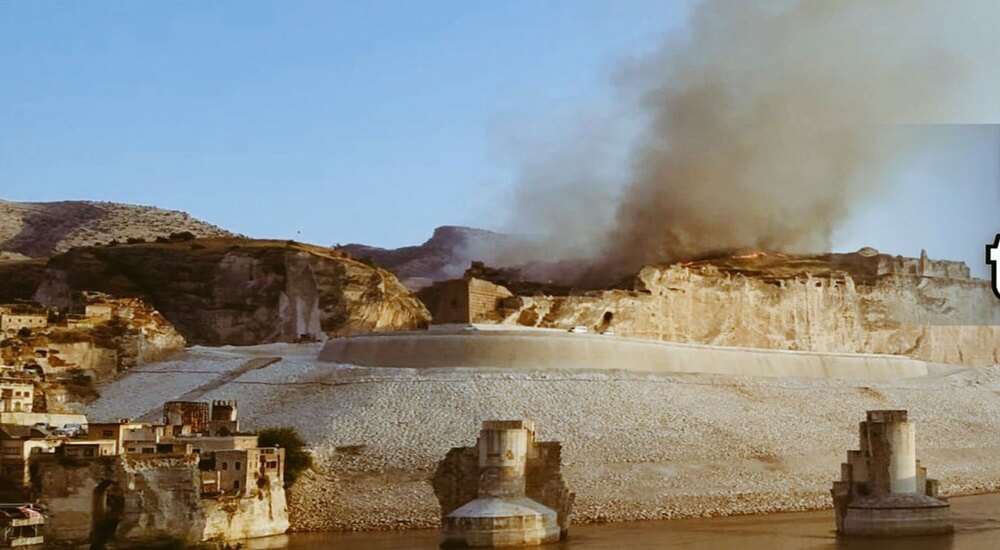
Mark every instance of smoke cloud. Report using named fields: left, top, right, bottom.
left=500, top=0, right=1000, bottom=284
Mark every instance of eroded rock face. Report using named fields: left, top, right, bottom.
left=23, top=239, right=429, bottom=346
left=0, top=295, right=185, bottom=384
left=500, top=260, right=1000, bottom=366
left=34, top=454, right=289, bottom=546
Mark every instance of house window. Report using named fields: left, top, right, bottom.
left=222, top=461, right=228, bottom=470
left=233, top=480, right=240, bottom=490
left=84, top=448, right=95, bottom=457
left=235, top=462, right=241, bottom=471
left=102, top=430, right=114, bottom=437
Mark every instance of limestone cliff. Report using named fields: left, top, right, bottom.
left=35, top=454, right=289, bottom=547
left=498, top=252, right=1000, bottom=367
left=20, top=239, right=429, bottom=346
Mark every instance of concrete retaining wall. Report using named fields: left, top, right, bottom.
left=319, top=330, right=948, bottom=380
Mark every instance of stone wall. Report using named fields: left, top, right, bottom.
left=876, top=253, right=970, bottom=279
left=467, top=278, right=513, bottom=323
left=34, top=454, right=288, bottom=547
left=417, top=277, right=512, bottom=324
left=319, top=331, right=943, bottom=381
left=417, top=280, right=470, bottom=324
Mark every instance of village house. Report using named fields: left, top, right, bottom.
left=0, top=425, right=63, bottom=495
left=61, top=439, right=118, bottom=459
left=0, top=306, right=48, bottom=335
left=84, top=303, right=115, bottom=322
left=0, top=380, right=33, bottom=413
left=201, top=447, right=285, bottom=497
left=31, top=398, right=290, bottom=546
left=417, top=275, right=513, bottom=325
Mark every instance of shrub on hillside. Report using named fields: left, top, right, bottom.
left=169, top=231, right=196, bottom=241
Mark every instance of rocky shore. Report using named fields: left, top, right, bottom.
left=88, top=345, right=1000, bottom=532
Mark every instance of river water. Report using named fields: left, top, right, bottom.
left=246, top=493, right=1000, bottom=549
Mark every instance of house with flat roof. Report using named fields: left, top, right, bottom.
left=0, top=380, right=33, bottom=413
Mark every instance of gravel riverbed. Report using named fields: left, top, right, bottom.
left=89, top=344, right=1000, bottom=532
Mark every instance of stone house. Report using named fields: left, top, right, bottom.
left=62, top=440, right=117, bottom=459
left=0, top=379, right=33, bottom=413
left=86, top=421, right=170, bottom=455
left=32, top=399, right=290, bottom=546
left=0, top=426, right=63, bottom=494
left=84, top=303, right=115, bottom=322
left=417, top=276, right=513, bottom=324
left=0, top=310, right=48, bottom=335
left=202, top=447, right=285, bottom=497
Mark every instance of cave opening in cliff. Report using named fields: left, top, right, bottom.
left=90, top=480, right=124, bottom=548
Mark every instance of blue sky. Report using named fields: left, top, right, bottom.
left=1, top=1, right=996, bottom=276
left=0, top=1, right=690, bottom=245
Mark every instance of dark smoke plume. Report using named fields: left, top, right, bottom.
left=500, top=0, right=1000, bottom=284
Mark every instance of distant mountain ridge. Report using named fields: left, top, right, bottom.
left=338, top=225, right=519, bottom=289
left=0, top=199, right=234, bottom=258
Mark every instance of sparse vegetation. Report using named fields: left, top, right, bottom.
left=169, top=230, right=196, bottom=241
left=335, top=444, right=367, bottom=455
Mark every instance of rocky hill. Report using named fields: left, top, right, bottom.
left=338, top=226, right=518, bottom=290
left=0, top=238, right=430, bottom=346
left=0, top=199, right=233, bottom=258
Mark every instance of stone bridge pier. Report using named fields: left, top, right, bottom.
left=831, top=410, right=952, bottom=537
left=433, top=420, right=574, bottom=548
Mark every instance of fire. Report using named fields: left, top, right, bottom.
left=731, top=250, right=769, bottom=260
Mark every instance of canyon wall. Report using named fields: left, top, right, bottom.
left=500, top=263, right=1000, bottom=366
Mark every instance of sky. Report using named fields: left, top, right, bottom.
left=0, top=1, right=691, bottom=245
left=0, top=1, right=997, bottom=276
